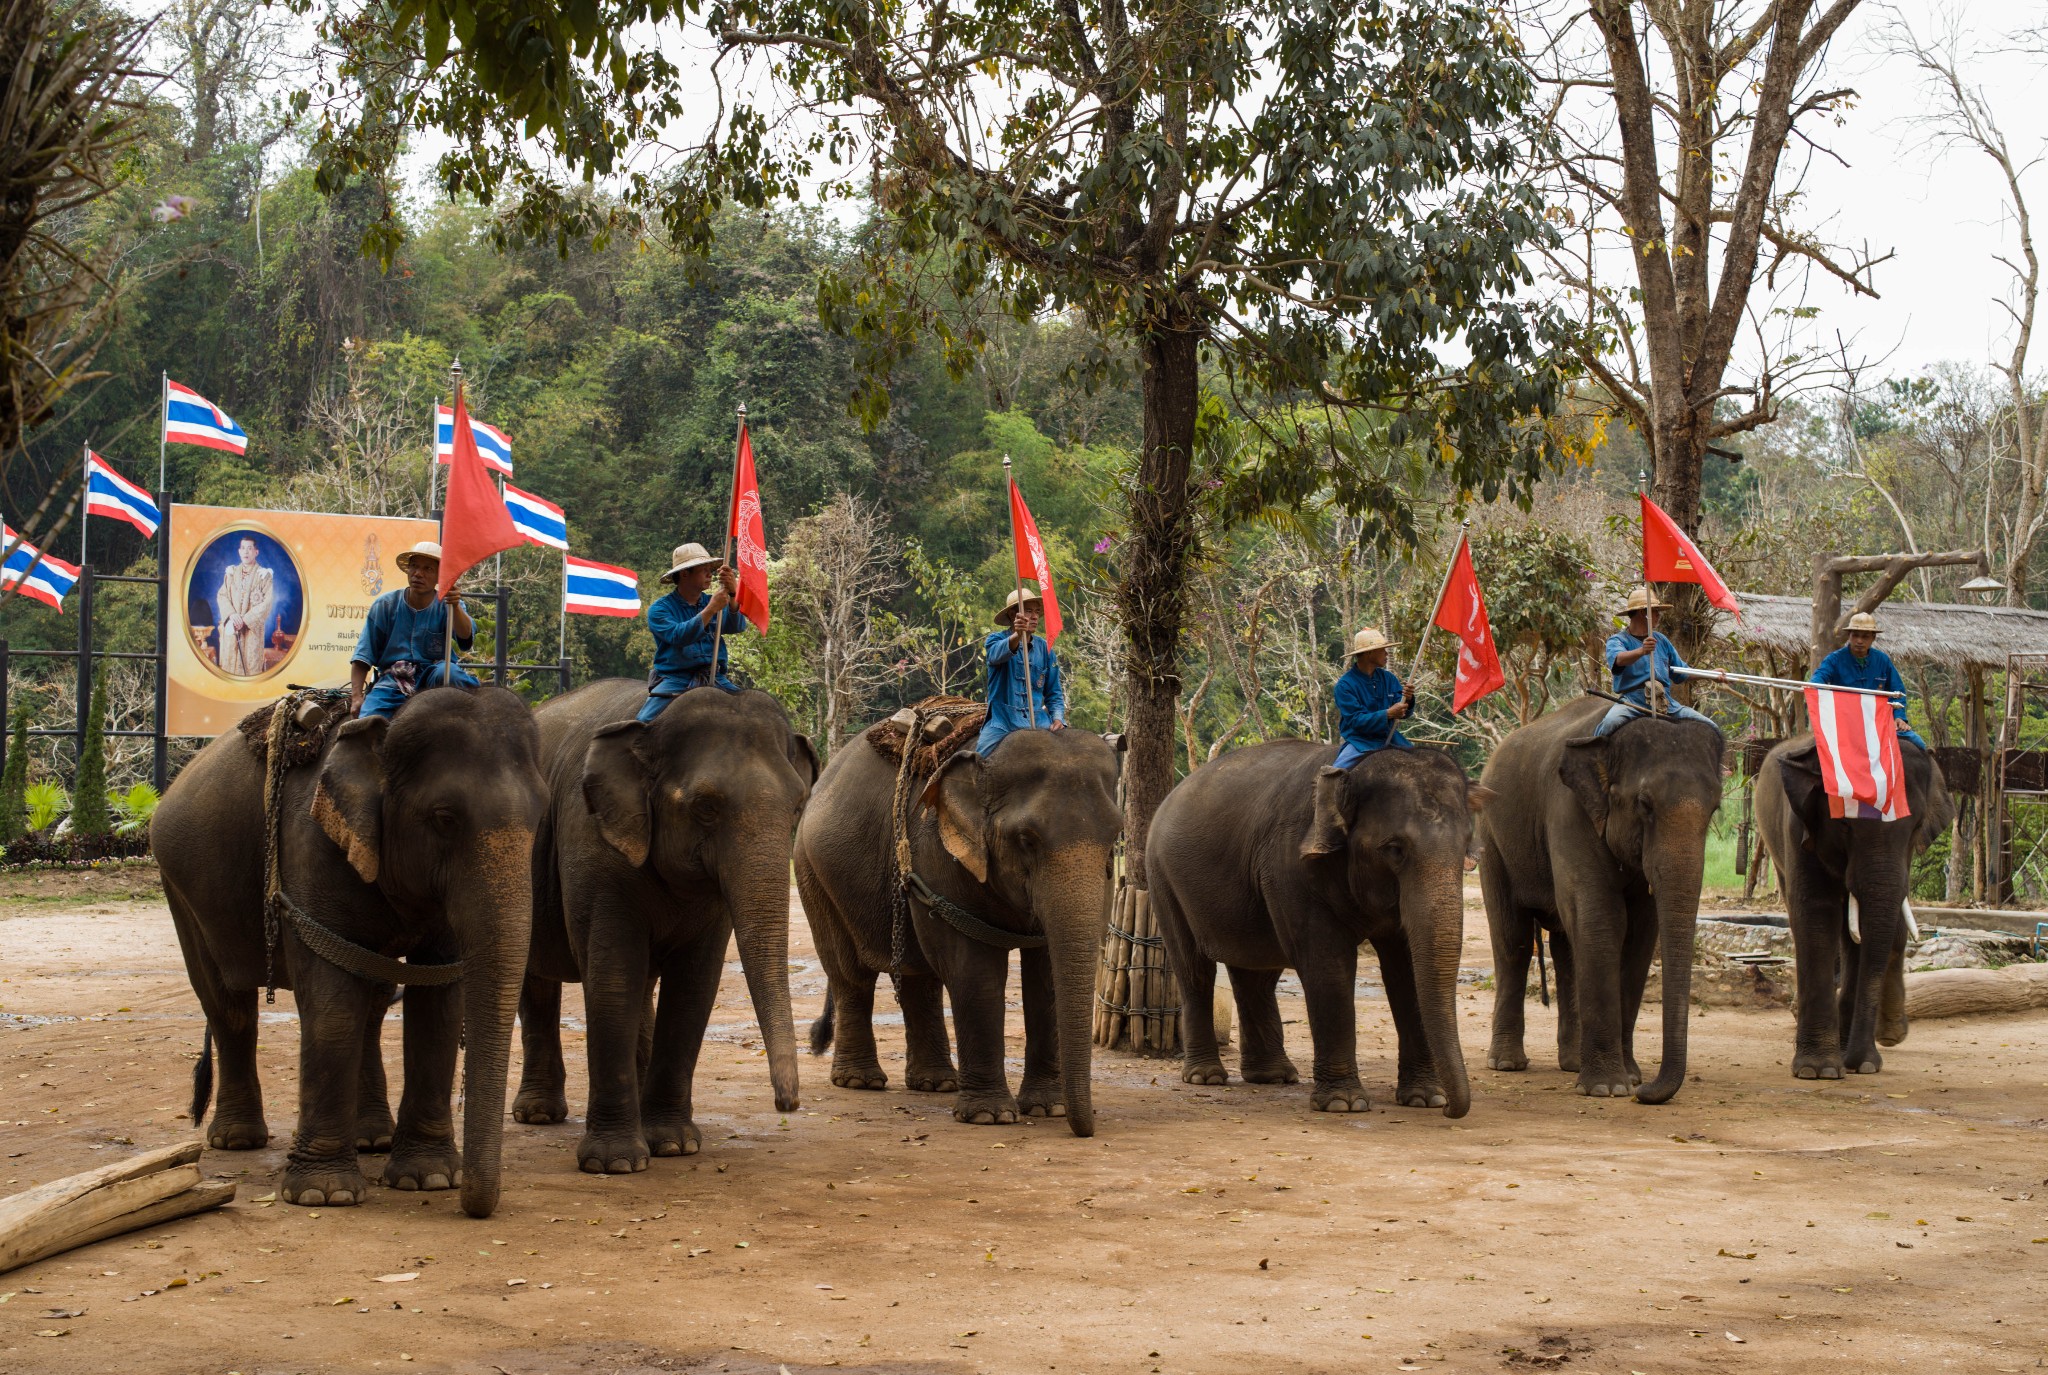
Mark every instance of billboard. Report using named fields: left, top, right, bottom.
left=167, top=504, right=439, bottom=736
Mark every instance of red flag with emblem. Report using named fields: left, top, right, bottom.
left=438, top=390, right=521, bottom=597
left=1641, top=492, right=1740, bottom=618
left=1008, top=473, right=1062, bottom=642
left=1430, top=532, right=1506, bottom=714
left=727, top=421, right=771, bottom=628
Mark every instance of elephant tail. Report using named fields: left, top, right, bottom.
left=190, top=1025, right=215, bottom=1126
left=808, top=987, right=835, bottom=1056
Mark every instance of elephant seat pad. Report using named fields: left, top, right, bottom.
left=236, top=688, right=354, bottom=770
left=865, top=695, right=988, bottom=779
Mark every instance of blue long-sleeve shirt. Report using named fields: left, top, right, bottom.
left=1334, top=665, right=1411, bottom=754
left=1813, top=645, right=1915, bottom=733
left=983, top=630, right=1064, bottom=734
left=351, top=589, right=472, bottom=670
left=1605, top=629, right=1688, bottom=706
left=648, top=590, right=748, bottom=679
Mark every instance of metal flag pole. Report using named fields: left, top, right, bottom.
left=1674, top=665, right=1903, bottom=700
left=153, top=373, right=169, bottom=790
left=443, top=362, right=462, bottom=684
left=559, top=551, right=569, bottom=663
left=79, top=445, right=89, bottom=570
left=1406, top=519, right=1471, bottom=686
left=710, top=402, right=745, bottom=676
left=428, top=395, right=440, bottom=511
left=157, top=372, right=167, bottom=492
left=1003, top=454, right=1035, bottom=729
left=1638, top=469, right=1663, bottom=717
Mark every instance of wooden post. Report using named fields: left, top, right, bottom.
left=1970, top=665, right=1988, bottom=902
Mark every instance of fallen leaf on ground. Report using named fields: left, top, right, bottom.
left=374, top=1273, right=418, bottom=1284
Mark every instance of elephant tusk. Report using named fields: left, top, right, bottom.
left=1847, top=894, right=1861, bottom=945
left=1902, top=898, right=1919, bottom=942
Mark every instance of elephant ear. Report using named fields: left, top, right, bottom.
left=1909, top=745, right=1957, bottom=854
left=1559, top=737, right=1612, bottom=837
left=312, top=715, right=389, bottom=884
left=787, top=732, right=821, bottom=789
left=582, top=720, right=653, bottom=867
left=1300, top=765, right=1354, bottom=857
left=1775, top=742, right=1830, bottom=845
left=919, top=750, right=989, bottom=883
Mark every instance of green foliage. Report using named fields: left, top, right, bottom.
left=0, top=707, right=28, bottom=842
left=26, top=781, right=68, bottom=834
left=110, top=782, right=159, bottom=838
left=70, top=665, right=111, bottom=837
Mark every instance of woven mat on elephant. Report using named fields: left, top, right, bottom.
left=236, top=689, right=353, bottom=768
left=865, top=696, right=987, bottom=780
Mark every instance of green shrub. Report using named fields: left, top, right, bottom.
left=25, top=780, right=68, bottom=833
left=0, top=707, right=27, bottom=842
left=110, top=783, right=159, bottom=837
left=69, top=665, right=111, bottom=837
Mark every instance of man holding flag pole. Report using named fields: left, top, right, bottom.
left=1593, top=490, right=1737, bottom=737
left=976, top=456, right=1066, bottom=755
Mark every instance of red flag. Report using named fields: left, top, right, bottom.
left=1641, top=493, right=1739, bottom=618
left=1008, top=473, right=1062, bottom=642
left=1431, top=533, right=1506, bottom=714
left=727, top=421, right=771, bottom=628
left=1805, top=684, right=1910, bottom=821
left=438, top=391, right=521, bottom=597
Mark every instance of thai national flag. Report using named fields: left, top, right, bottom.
left=84, top=452, right=161, bottom=537
left=564, top=555, right=640, bottom=617
left=1805, top=684, right=1910, bottom=822
left=436, top=405, right=513, bottom=475
left=163, top=380, right=248, bottom=455
left=503, top=483, right=568, bottom=551
left=0, top=528, right=80, bottom=611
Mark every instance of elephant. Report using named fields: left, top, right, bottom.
left=513, top=680, right=817, bottom=1173
left=153, top=685, right=546, bottom=1216
left=1148, top=741, right=1488, bottom=1118
left=1755, top=734, right=1952, bottom=1078
left=796, top=725, right=1122, bottom=1136
left=1475, top=696, right=1723, bottom=1104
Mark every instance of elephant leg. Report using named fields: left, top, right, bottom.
left=946, top=949, right=1019, bottom=1126
left=355, top=994, right=397, bottom=1152
left=512, top=977, right=570, bottom=1124
left=1617, top=902, right=1658, bottom=1089
left=1229, top=966, right=1298, bottom=1084
left=1562, top=895, right=1631, bottom=1097
left=1790, top=914, right=1846, bottom=1080
left=1015, top=945, right=1065, bottom=1118
left=1550, top=927, right=1581, bottom=1074
left=385, top=977, right=463, bottom=1191
left=1155, top=883, right=1225, bottom=1086
left=826, top=968, right=887, bottom=1090
left=1484, top=897, right=1536, bottom=1073
left=1375, top=935, right=1444, bottom=1108
left=896, top=972, right=957, bottom=1093
left=576, top=919, right=653, bottom=1174
left=1877, top=942, right=1910, bottom=1048
left=1840, top=921, right=1894, bottom=1076
left=641, top=922, right=729, bottom=1158
left=1298, top=946, right=1367, bottom=1112
left=202, top=985, right=269, bottom=1150
left=281, top=970, right=378, bottom=1207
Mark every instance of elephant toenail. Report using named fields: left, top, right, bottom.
left=1047, top=1104, right=1065, bottom=1116
left=425, top=1173, right=449, bottom=1190
left=394, top=1175, right=418, bottom=1191
left=681, top=1140, right=699, bottom=1155
left=580, top=1158, right=603, bottom=1173
left=608, top=1158, right=634, bottom=1173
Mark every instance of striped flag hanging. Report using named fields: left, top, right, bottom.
left=164, top=380, right=248, bottom=454
left=1805, top=684, right=1910, bottom=822
left=435, top=404, right=513, bottom=475
left=1, top=529, right=79, bottom=611
left=564, top=555, right=640, bottom=617
left=84, top=452, right=161, bottom=537
left=503, top=483, right=568, bottom=550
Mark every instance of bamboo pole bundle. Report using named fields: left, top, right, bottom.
left=0, top=1141, right=235, bottom=1275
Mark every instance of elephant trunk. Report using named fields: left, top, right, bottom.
left=1038, top=845, right=1113, bottom=1138
left=1400, top=865, right=1471, bottom=1119
left=453, top=830, right=535, bottom=1218
left=1637, top=820, right=1708, bottom=1105
left=725, top=846, right=800, bottom=1112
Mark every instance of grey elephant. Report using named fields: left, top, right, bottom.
left=797, top=726, right=1121, bottom=1136
left=1476, top=697, right=1723, bottom=1103
left=153, top=686, right=546, bottom=1216
left=1148, top=741, right=1488, bottom=1118
left=1755, top=735, right=1952, bottom=1078
left=513, top=681, right=816, bottom=1172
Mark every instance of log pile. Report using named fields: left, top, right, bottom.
left=1903, top=962, right=2048, bottom=1020
left=0, top=1141, right=235, bottom=1275
left=1093, top=881, right=1183, bottom=1055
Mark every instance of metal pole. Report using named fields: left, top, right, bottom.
left=0, top=639, right=11, bottom=786
left=74, top=568, right=92, bottom=775
left=157, top=372, right=167, bottom=492
left=493, top=586, right=508, bottom=687
left=1004, top=455, right=1035, bottom=728
left=153, top=502, right=168, bottom=790
left=710, top=403, right=745, bottom=676
left=1406, top=519, right=1470, bottom=686
left=443, top=363, right=462, bottom=685
left=428, top=395, right=440, bottom=511
left=558, top=654, right=572, bottom=696
left=79, top=446, right=88, bottom=570
left=558, top=551, right=568, bottom=665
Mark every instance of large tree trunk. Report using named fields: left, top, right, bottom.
left=1120, top=322, right=1200, bottom=888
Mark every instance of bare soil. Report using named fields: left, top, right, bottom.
left=3, top=863, right=2046, bottom=1374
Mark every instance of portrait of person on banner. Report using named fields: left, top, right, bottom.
left=185, top=528, right=304, bottom=680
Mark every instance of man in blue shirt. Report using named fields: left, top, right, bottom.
left=1811, top=610, right=1926, bottom=750
left=1597, top=585, right=1715, bottom=736
left=639, top=541, right=748, bottom=722
left=349, top=541, right=478, bottom=719
left=975, top=588, right=1066, bottom=754
left=1333, top=626, right=1413, bottom=767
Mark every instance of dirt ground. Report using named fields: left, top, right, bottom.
left=2, top=861, right=2046, bottom=1375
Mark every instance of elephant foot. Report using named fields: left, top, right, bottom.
left=905, top=1064, right=959, bottom=1093
left=577, top=1127, right=650, bottom=1174
left=1877, top=1019, right=1909, bottom=1049
left=952, top=1090, right=1019, bottom=1126
left=643, top=1114, right=702, bottom=1157
left=281, top=1161, right=369, bottom=1207
left=207, top=1114, right=270, bottom=1151
left=1182, top=1059, right=1229, bottom=1086
left=1848, top=1050, right=1883, bottom=1075
left=383, top=1138, right=461, bottom=1192
left=830, top=1059, right=889, bottom=1091
left=511, top=1083, right=570, bottom=1124
left=355, top=1109, right=396, bottom=1154
left=1485, top=1043, right=1529, bottom=1072
left=1556, top=1049, right=1580, bottom=1073
left=1239, top=1058, right=1301, bottom=1085
left=1016, top=1081, right=1066, bottom=1118
left=1575, top=1071, right=1633, bottom=1098
left=1792, top=1053, right=1844, bottom=1081
left=1310, top=1082, right=1369, bottom=1113
left=1396, top=1079, right=1447, bottom=1109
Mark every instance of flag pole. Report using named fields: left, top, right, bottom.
left=157, top=372, right=167, bottom=492
left=1639, top=470, right=1663, bottom=717
left=710, top=402, right=745, bottom=678
left=428, top=395, right=440, bottom=511
left=444, top=361, right=462, bottom=683
left=1407, top=519, right=1470, bottom=686
left=1004, top=454, right=1035, bottom=729
left=559, top=551, right=569, bottom=664
left=79, top=446, right=89, bottom=570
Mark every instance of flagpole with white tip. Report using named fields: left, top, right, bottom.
left=444, top=362, right=461, bottom=683
left=710, top=402, right=745, bottom=677
left=79, top=446, right=89, bottom=570
left=428, top=395, right=440, bottom=511
left=157, top=372, right=167, bottom=493
left=1004, top=454, right=1035, bottom=730
left=1639, top=470, right=1662, bottom=717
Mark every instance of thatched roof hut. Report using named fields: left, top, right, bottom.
left=1716, top=593, right=2048, bottom=671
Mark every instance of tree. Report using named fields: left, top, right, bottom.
left=0, top=706, right=28, bottom=842
left=70, top=663, right=111, bottom=837
left=778, top=493, right=904, bottom=753
left=327, top=0, right=1577, bottom=882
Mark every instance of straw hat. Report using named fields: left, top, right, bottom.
left=659, top=542, right=718, bottom=584
left=994, top=587, right=1045, bottom=627
left=1340, top=626, right=1396, bottom=660
left=395, top=540, right=442, bottom=573
left=1845, top=611, right=1882, bottom=635
left=1621, top=585, right=1672, bottom=614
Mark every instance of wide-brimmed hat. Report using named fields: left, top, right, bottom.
left=395, top=540, right=442, bottom=573
left=994, top=587, right=1046, bottom=627
left=1845, top=611, right=1882, bottom=635
left=1341, top=626, right=1395, bottom=660
left=1621, top=585, right=1672, bottom=614
left=659, top=542, right=718, bottom=584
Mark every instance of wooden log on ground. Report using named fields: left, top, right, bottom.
left=1904, top=963, right=2048, bottom=1020
left=0, top=1140, right=236, bottom=1274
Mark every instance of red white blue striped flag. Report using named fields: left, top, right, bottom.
left=1805, top=684, right=1910, bottom=821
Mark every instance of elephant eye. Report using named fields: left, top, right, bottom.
left=1378, top=838, right=1407, bottom=865
left=430, top=806, right=459, bottom=834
